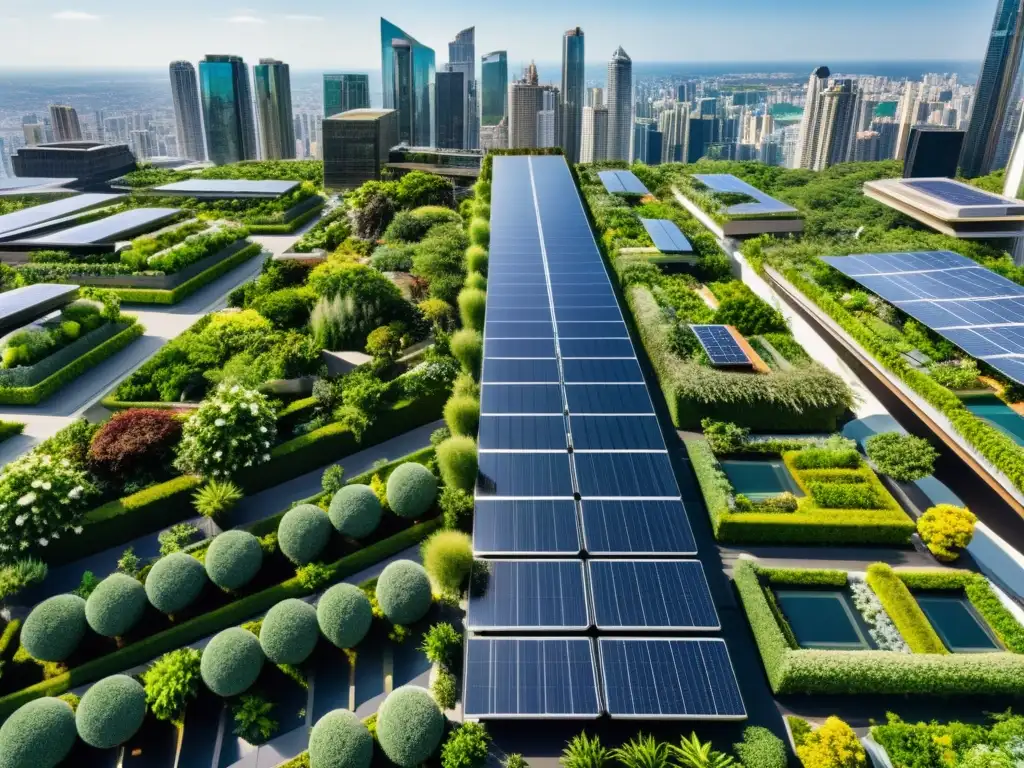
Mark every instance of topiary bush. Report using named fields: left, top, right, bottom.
left=75, top=674, right=147, bottom=749
left=145, top=551, right=207, bottom=614
left=468, top=218, right=490, bottom=249
left=0, top=696, right=77, bottom=768
left=450, top=329, right=482, bottom=380
left=376, top=560, right=433, bottom=625
left=465, top=245, right=487, bottom=275
left=317, top=583, right=373, bottom=648
left=795, top=716, right=866, bottom=768
left=21, top=594, right=87, bottom=662
left=259, top=598, right=320, bottom=665
left=278, top=504, right=332, bottom=565
left=464, top=272, right=487, bottom=291
left=443, top=395, right=479, bottom=437
left=87, top=408, right=182, bottom=479
left=457, top=288, right=486, bottom=332
left=437, top=436, right=477, bottom=492
left=917, top=504, right=977, bottom=562
left=376, top=686, right=444, bottom=768
left=328, top=485, right=382, bottom=539
left=201, top=626, right=265, bottom=697
left=386, top=463, right=438, bottom=519
left=309, top=709, right=374, bottom=768
left=205, top=529, right=264, bottom=590
left=85, top=572, right=147, bottom=637
left=421, top=531, right=473, bottom=595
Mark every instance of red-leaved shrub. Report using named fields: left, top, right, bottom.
left=88, top=409, right=183, bottom=478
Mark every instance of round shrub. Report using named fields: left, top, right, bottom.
left=259, top=598, right=319, bottom=665
left=87, top=408, right=182, bottom=479
left=437, top=436, right=478, bottom=492
left=918, top=504, right=977, bottom=562
left=375, top=560, right=432, bottom=625
left=468, top=218, right=490, bottom=248
left=421, top=530, right=473, bottom=594
left=865, top=431, right=939, bottom=482
left=252, top=287, right=315, bottom=330
left=386, top=463, right=437, bottom=520
left=309, top=709, right=373, bottom=768
left=278, top=504, right=332, bottom=565
left=21, top=594, right=87, bottom=662
left=205, top=529, right=263, bottom=590
left=465, top=245, right=488, bottom=275
left=328, top=485, right=382, bottom=539
left=443, top=395, right=479, bottom=437
left=457, top=288, right=486, bottom=332
left=376, top=686, right=444, bottom=767
left=200, top=627, right=265, bottom=697
left=145, top=551, right=207, bottom=614
left=0, top=697, right=76, bottom=768
left=317, top=583, right=373, bottom=648
left=450, top=329, right=482, bottom=380
left=75, top=675, right=146, bottom=749
left=464, top=272, right=487, bottom=291
left=85, top=572, right=147, bottom=638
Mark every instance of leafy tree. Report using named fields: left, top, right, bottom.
left=865, top=432, right=939, bottom=482
left=158, top=523, right=201, bottom=556
left=395, top=172, right=456, bottom=210
left=366, top=325, right=403, bottom=363
left=321, top=464, right=345, bottom=495
left=142, top=648, right=202, bottom=724
left=432, top=667, right=457, bottom=710
left=420, top=622, right=463, bottom=668
left=418, top=298, right=455, bottom=331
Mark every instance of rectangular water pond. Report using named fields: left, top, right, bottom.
left=775, top=589, right=873, bottom=650
left=721, top=459, right=803, bottom=500
left=916, top=593, right=1001, bottom=652
left=962, top=394, right=1024, bottom=446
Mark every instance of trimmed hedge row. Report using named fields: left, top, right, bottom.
left=111, top=242, right=263, bottom=305
left=247, top=201, right=324, bottom=234
left=734, top=560, right=1024, bottom=694
left=865, top=563, right=947, bottom=654
left=0, top=421, right=24, bottom=443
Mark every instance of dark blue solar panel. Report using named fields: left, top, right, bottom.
left=487, top=295, right=551, bottom=309
left=640, top=218, right=693, bottom=253
left=554, top=307, right=623, bottom=323
left=482, top=359, right=560, bottom=383
left=552, top=293, right=621, bottom=308
left=558, top=322, right=629, bottom=338
left=559, top=339, right=635, bottom=358
left=588, top=560, right=719, bottom=630
left=570, top=416, right=664, bottom=450
left=477, top=453, right=574, bottom=497
left=565, top=385, right=654, bottom=414
left=581, top=500, right=696, bottom=555
left=486, top=307, right=553, bottom=322
left=0, top=193, right=122, bottom=238
left=598, top=170, right=649, bottom=196
left=484, top=322, right=554, bottom=339
left=691, top=325, right=751, bottom=367
left=478, top=416, right=568, bottom=450
left=468, top=560, right=589, bottom=630
left=987, top=356, right=1024, bottom=384
left=473, top=500, right=580, bottom=555
left=484, top=339, right=557, bottom=358
left=481, top=385, right=563, bottom=414
left=563, top=358, right=644, bottom=383
left=905, top=179, right=1014, bottom=207
left=463, top=638, right=601, bottom=719
left=30, top=207, right=181, bottom=245
left=599, top=639, right=745, bottom=719
left=574, top=453, right=679, bottom=497
left=155, top=179, right=298, bottom=197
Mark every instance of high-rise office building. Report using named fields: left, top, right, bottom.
left=198, top=54, right=258, bottom=165
left=49, top=105, right=83, bottom=142
left=794, top=66, right=830, bottom=169
left=381, top=18, right=435, bottom=147
left=588, top=87, right=604, bottom=108
left=436, top=70, right=465, bottom=149
left=560, top=27, right=585, bottom=162
left=960, top=0, right=1024, bottom=176
left=796, top=74, right=858, bottom=170
left=904, top=126, right=967, bottom=178
left=446, top=27, right=478, bottom=150
left=508, top=62, right=558, bottom=149
left=322, top=109, right=399, bottom=189
left=852, top=130, right=880, bottom=162
left=659, top=103, right=689, bottom=163
left=581, top=106, right=608, bottom=162
left=480, top=117, right=508, bottom=150
left=130, top=129, right=154, bottom=160
left=874, top=119, right=900, bottom=160
left=323, top=74, right=371, bottom=118
left=22, top=124, right=44, bottom=146
left=606, top=46, right=633, bottom=161
left=894, top=81, right=917, bottom=160
left=254, top=59, right=296, bottom=160
left=481, top=51, right=508, bottom=127
left=169, top=61, right=206, bottom=161
left=632, top=119, right=662, bottom=165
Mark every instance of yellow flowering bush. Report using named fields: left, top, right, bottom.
left=796, top=717, right=866, bottom=768
left=917, top=504, right=977, bottom=562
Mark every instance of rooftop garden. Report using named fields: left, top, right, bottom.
left=0, top=194, right=74, bottom=218
left=670, top=171, right=804, bottom=223
left=117, top=160, right=325, bottom=190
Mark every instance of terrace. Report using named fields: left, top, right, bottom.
left=674, top=172, right=804, bottom=237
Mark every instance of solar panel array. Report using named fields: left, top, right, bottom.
left=153, top=179, right=300, bottom=198
left=690, top=325, right=753, bottom=367
left=598, top=170, right=650, bottom=196
left=465, top=155, right=745, bottom=721
left=23, top=207, right=181, bottom=246
left=640, top=218, right=693, bottom=253
left=0, top=194, right=122, bottom=240
left=904, top=179, right=1024, bottom=211
left=691, top=174, right=798, bottom=216
left=822, top=250, right=1024, bottom=385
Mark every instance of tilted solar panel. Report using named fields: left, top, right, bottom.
left=472, top=500, right=581, bottom=556
left=588, top=560, right=719, bottom=630
left=574, top=452, right=679, bottom=497
left=476, top=452, right=574, bottom=497
left=690, top=325, right=752, bottom=367
left=29, top=207, right=181, bottom=245
left=640, top=218, right=693, bottom=253
left=480, top=384, right=564, bottom=415
left=0, top=194, right=122, bottom=238
left=581, top=499, right=696, bottom=555
left=467, top=559, right=590, bottom=630
left=478, top=415, right=568, bottom=451
left=570, top=415, right=665, bottom=450
left=905, top=179, right=1015, bottom=208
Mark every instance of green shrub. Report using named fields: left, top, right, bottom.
left=193, top=479, right=244, bottom=520
left=444, top=395, right=479, bottom=437
left=74, top=674, right=146, bottom=749
left=431, top=667, right=457, bottom=710
left=145, top=551, right=207, bottom=614
left=0, top=696, right=76, bottom=768
left=439, top=486, right=474, bottom=531
left=316, top=583, right=373, bottom=649
left=328, top=485, right=382, bottom=539
left=376, top=560, right=432, bottom=625
left=917, top=504, right=977, bottom=562
left=865, top=432, right=938, bottom=481
left=457, top=288, right=486, bottom=332
left=85, top=573, right=147, bottom=637
left=386, top=463, right=438, bottom=519
left=421, top=531, right=473, bottom=594
left=701, top=418, right=749, bottom=454
left=278, top=504, right=332, bottom=565
left=259, top=598, right=319, bottom=665
left=309, top=709, right=374, bottom=768
left=142, top=648, right=202, bottom=724
left=560, top=732, right=609, bottom=768
left=21, top=595, right=87, bottom=662
left=441, top=722, right=490, bottom=768
left=464, top=272, right=487, bottom=291
left=437, top=436, right=477, bottom=492
left=806, top=481, right=882, bottom=509
left=465, top=245, right=488, bottom=275
left=252, top=287, right=315, bottom=330
left=450, top=329, right=482, bottom=379
left=468, top=218, right=489, bottom=249
left=796, top=717, right=866, bottom=768
left=205, top=530, right=264, bottom=591
left=421, top=622, right=463, bottom=668
left=376, top=686, right=444, bottom=768
left=866, top=563, right=946, bottom=654
left=733, top=726, right=787, bottom=768
left=201, top=626, right=265, bottom=697
left=790, top=447, right=862, bottom=470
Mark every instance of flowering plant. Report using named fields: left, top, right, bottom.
left=174, top=382, right=277, bottom=478
left=0, top=452, right=95, bottom=556
left=850, top=577, right=910, bottom=653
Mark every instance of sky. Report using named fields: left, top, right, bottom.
left=0, top=0, right=1003, bottom=70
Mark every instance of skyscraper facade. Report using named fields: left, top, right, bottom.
left=381, top=18, right=435, bottom=147
left=436, top=70, right=465, bottom=149
left=254, top=59, right=296, bottom=160
left=509, top=62, right=555, bottom=149
left=894, top=81, right=917, bottom=160
left=169, top=62, right=205, bottom=161
left=323, top=74, right=371, bottom=118
left=481, top=51, right=508, bottom=127
left=49, top=105, right=83, bottom=142
left=960, top=0, right=1024, bottom=176
left=581, top=106, right=608, bottom=163
left=659, top=103, right=689, bottom=163
left=794, top=66, right=830, bottom=169
left=606, top=46, right=633, bottom=161
left=560, top=27, right=585, bottom=162
left=198, top=54, right=257, bottom=165
left=446, top=27, right=478, bottom=149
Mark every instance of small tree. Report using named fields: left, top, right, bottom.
left=321, top=464, right=345, bottom=495
left=366, top=325, right=403, bottom=363
left=142, top=648, right=202, bottom=725
left=457, top=288, right=487, bottom=332
left=437, top=436, right=478, bottom=492
left=116, top=548, right=140, bottom=577
left=441, top=722, right=491, bottom=768
left=865, top=432, right=939, bottom=482
left=418, top=298, right=455, bottom=331
left=917, top=504, right=977, bottom=561
left=795, top=717, right=866, bottom=768
left=451, top=329, right=483, bottom=380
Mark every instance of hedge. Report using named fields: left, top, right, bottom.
left=0, top=421, right=24, bottom=443
left=0, top=321, right=143, bottom=406
left=246, top=200, right=324, bottom=234
left=110, top=242, right=263, bottom=305
left=733, top=560, right=1024, bottom=694
left=865, top=563, right=947, bottom=654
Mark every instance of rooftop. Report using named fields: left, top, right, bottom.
left=0, top=177, right=77, bottom=196
left=328, top=108, right=396, bottom=121
left=13, top=207, right=181, bottom=247
left=152, top=179, right=300, bottom=199
left=0, top=284, right=80, bottom=335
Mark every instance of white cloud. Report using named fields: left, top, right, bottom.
left=224, top=14, right=266, bottom=24
left=51, top=10, right=100, bottom=21
left=284, top=14, right=324, bottom=21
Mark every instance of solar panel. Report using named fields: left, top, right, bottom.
left=588, top=561, right=719, bottom=630
left=472, top=500, right=581, bottom=555
left=484, top=338, right=556, bottom=358
left=574, top=453, right=679, bottom=498
left=558, top=322, right=629, bottom=338
left=559, top=339, right=635, bottom=358
left=480, top=385, right=564, bottom=415
left=905, top=179, right=1015, bottom=208
left=581, top=500, right=696, bottom=555
left=555, top=308, right=624, bottom=323
left=26, top=207, right=181, bottom=245
left=0, top=284, right=80, bottom=335
left=691, top=174, right=797, bottom=216
left=476, top=453, right=574, bottom=497
left=562, top=358, right=645, bottom=383
left=468, top=560, right=590, bottom=630
left=564, top=384, right=654, bottom=414
left=153, top=179, right=299, bottom=198
left=478, top=415, right=568, bottom=451
left=598, top=170, right=649, bottom=196
left=599, top=638, right=746, bottom=720
left=570, top=416, right=665, bottom=450
left=481, top=359, right=560, bottom=384
left=0, top=194, right=122, bottom=239
left=690, top=325, right=752, bottom=367
left=484, top=322, right=554, bottom=339
left=0, top=177, right=76, bottom=193
left=640, top=218, right=694, bottom=253
left=463, top=638, right=602, bottom=719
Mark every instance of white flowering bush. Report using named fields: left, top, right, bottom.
left=174, top=383, right=277, bottom=478
left=0, top=453, right=94, bottom=556
left=850, top=577, right=910, bottom=653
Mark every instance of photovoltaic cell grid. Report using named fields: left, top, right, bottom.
left=690, top=325, right=752, bottom=367
left=691, top=173, right=798, bottom=216
left=640, top=218, right=693, bottom=253
left=822, top=250, right=1024, bottom=385
left=25, top=207, right=181, bottom=245
left=0, top=194, right=123, bottom=239
left=904, top=179, right=1024, bottom=210
left=153, top=179, right=299, bottom=198
left=598, top=170, right=650, bottom=196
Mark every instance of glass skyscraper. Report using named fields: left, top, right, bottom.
left=481, top=51, right=508, bottom=127
left=198, top=54, right=257, bottom=165
left=323, top=74, right=371, bottom=118
left=380, top=18, right=435, bottom=147
left=561, top=27, right=585, bottom=163
left=254, top=58, right=296, bottom=160
left=169, top=61, right=206, bottom=161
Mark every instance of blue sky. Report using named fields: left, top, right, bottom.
left=0, top=0, right=1001, bottom=69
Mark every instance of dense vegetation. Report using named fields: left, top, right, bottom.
left=119, top=160, right=324, bottom=189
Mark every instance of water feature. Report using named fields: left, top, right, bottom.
left=721, top=459, right=803, bottom=500
left=916, top=593, right=1001, bottom=652
left=962, top=394, right=1024, bottom=446
left=776, top=589, right=873, bottom=650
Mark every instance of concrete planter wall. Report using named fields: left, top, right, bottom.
left=68, top=239, right=250, bottom=290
